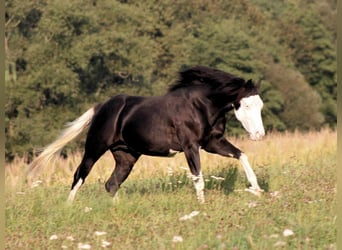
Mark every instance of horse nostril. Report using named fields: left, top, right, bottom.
left=252, top=131, right=264, bottom=140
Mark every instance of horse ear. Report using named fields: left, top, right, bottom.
left=245, top=79, right=253, bottom=86
left=255, top=79, right=261, bottom=90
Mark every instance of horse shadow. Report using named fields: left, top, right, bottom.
left=122, top=165, right=269, bottom=196
left=210, top=166, right=269, bottom=195
left=203, top=167, right=237, bottom=195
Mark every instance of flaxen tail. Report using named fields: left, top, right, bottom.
left=27, top=106, right=98, bottom=181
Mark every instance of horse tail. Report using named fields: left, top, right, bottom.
left=27, top=104, right=101, bottom=180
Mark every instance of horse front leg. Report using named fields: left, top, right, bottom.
left=183, top=145, right=205, bottom=203
left=203, top=136, right=263, bottom=196
left=238, top=153, right=264, bottom=196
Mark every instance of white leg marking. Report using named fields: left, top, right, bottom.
left=67, top=178, right=83, bottom=205
left=192, top=172, right=205, bottom=203
left=112, top=191, right=120, bottom=204
left=239, top=153, right=264, bottom=196
left=168, top=149, right=179, bottom=157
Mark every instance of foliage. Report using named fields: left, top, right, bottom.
left=5, top=0, right=336, bottom=160
left=265, top=64, right=324, bottom=130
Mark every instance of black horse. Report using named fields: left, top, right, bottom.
left=28, top=66, right=265, bottom=203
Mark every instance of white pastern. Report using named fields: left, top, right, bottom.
left=192, top=172, right=205, bottom=203
left=234, top=95, right=265, bottom=140
left=239, top=153, right=264, bottom=195
left=67, top=178, right=83, bottom=205
left=112, top=192, right=120, bottom=204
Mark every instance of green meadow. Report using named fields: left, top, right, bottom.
left=5, top=129, right=336, bottom=249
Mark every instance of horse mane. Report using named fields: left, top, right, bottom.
left=168, top=66, right=246, bottom=92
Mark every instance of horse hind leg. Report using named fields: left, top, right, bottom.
left=105, top=150, right=140, bottom=202
left=67, top=176, right=83, bottom=205
left=67, top=149, right=106, bottom=204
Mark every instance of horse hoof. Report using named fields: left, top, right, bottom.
left=112, top=193, right=120, bottom=204
left=198, top=198, right=205, bottom=204
left=245, top=187, right=264, bottom=196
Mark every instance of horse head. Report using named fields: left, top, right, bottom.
left=233, top=79, right=265, bottom=141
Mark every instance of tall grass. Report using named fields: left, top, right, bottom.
left=5, top=129, right=336, bottom=249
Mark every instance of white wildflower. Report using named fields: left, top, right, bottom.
left=179, top=211, right=200, bottom=221
left=31, top=180, right=43, bottom=188
left=210, top=175, right=225, bottom=180
left=49, top=234, right=58, bottom=240
left=248, top=202, right=257, bottom=208
left=66, top=236, right=75, bottom=241
left=172, top=235, right=183, bottom=243
left=270, top=191, right=281, bottom=198
left=167, top=167, right=174, bottom=176
left=269, top=234, right=279, bottom=238
left=274, top=241, right=286, bottom=247
left=101, top=240, right=111, bottom=248
left=94, top=231, right=107, bottom=236
left=84, top=207, right=92, bottom=213
left=78, top=243, right=92, bottom=249
left=307, top=199, right=324, bottom=204
left=283, top=229, right=294, bottom=237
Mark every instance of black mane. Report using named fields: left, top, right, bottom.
left=168, top=66, right=245, bottom=92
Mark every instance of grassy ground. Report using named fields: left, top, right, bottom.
left=5, top=129, right=336, bottom=249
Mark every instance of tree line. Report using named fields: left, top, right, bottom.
left=5, top=0, right=336, bottom=161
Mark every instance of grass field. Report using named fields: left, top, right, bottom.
left=5, top=129, right=336, bottom=249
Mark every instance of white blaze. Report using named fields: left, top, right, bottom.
left=234, top=95, right=265, bottom=140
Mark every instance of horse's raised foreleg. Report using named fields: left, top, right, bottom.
left=105, top=150, right=140, bottom=201
left=183, top=145, right=205, bottom=203
left=203, top=136, right=263, bottom=196
left=238, top=153, right=263, bottom=195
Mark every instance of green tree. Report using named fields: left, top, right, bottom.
left=275, top=1, right=336, bottom=127
left=265, top=64, right=324, bottom=130
left=5, top=0, right=336, bottom=161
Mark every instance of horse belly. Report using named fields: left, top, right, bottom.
left=122, top=116, right=180, bottom=156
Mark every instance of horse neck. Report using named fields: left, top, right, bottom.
left=207, top=91, right=239, bottom=113
left=178, top=88, right=236, bottom=126
left=166, top=86, right=237, bottom=115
